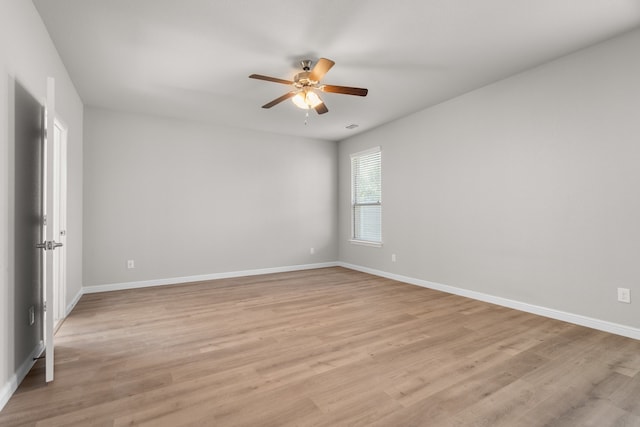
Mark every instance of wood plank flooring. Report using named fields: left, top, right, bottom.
left=2, top=267, right=639, bottom=426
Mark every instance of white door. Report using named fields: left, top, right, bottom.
left=52, top=119, right=67, bottom=330
left=42, top=77, right=57, bottom=382
left=14, top=77, right=57, bottom=383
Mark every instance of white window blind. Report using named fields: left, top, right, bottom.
left=351, top=147, right=381, bottom=244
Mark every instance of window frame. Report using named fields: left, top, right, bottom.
left=349, top=146, right=382, bottom=247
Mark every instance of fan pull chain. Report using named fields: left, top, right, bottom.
left=304, top=110, right=309, bottom=125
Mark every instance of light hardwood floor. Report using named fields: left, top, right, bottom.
left=2, top=267, right=639, bottom=426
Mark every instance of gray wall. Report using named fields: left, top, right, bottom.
left=83, top=108, right=338, bottom=287
left=339, top=28, right=640, bottom=329
left=1, top=0, right=83, bottom=405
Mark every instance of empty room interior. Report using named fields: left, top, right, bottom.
left=2, top=0, right=640, bottom=425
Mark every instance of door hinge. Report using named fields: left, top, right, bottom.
left=43, top=214, right=47, bottom=226
left=43, top=301, right=47, bottom=312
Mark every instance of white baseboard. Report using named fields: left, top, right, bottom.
left=83, top=262, right=340, bottom=294
left=339, top=262, right=640, bottom=341
left=66, top=288, right=83, bottom=316
left=0, top=341, right=44, bottom=412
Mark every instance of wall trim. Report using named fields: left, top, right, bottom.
left=339, top=262, right=640, bottom=341
left=65, top=288, right=83, bottom=317
left=83, top=262, right=340, bottom=294
left=0, top=341, right=44, bottom=412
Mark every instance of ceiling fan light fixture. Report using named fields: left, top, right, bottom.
left=306, top=91, right=322, bottom=107
left=292, top=90, right=322, bottom=110
left=250, top=57, right=367, bottom=115
left=292, top=92, right=310, bottom=109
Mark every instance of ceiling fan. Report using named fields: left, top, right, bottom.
left=249, top=58, right=368, bottom=115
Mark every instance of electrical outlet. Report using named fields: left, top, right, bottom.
left=28, top=306, right=35, bottom=325
left=391, top=253, right=397, bottom=262
left=617, top=287, right=631, bottom=303
left=310, top=247, right=315, bottom=255
left=127, top=259, right=135, bottom=269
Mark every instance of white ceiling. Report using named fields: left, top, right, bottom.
left=34, top=0, right=640, bottom=141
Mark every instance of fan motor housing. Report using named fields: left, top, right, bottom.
left=294, top=71, right=317, bottom=88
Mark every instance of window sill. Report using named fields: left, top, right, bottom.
left=349, top=239, right=383, bottom=248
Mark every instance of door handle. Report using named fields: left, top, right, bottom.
left=36, top=241, right=64, bottom=250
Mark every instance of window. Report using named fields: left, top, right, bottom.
left=351, top=147, right=382, bottom=245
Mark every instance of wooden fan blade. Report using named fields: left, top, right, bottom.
left=309, top=58, right=335, bottom=82
left=322, top=85, right=368, bottom=96
left=262, top=92, right=296, bottom=109
left=249, top=74, right=294, bottom=85
left=314, top=102, right=329, bottom=115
